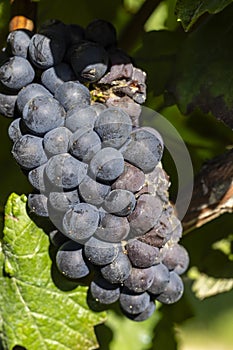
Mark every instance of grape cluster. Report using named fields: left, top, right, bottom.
left=0, top=19, right=189, bottom=321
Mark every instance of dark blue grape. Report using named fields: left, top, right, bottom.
left=126, top=239, right=160, bottom=268
left=122, top=127, right=164, bottom=173
left=12, top=134, right=47, bottom=170
left=22, top=95, right=66, bottom=135
left=8, top=118, right=22, bottom=142
left=85, top=19, right=117, bottom=48
left=69, top=127, right=101, bottom=162
left=62, top=203, right=99, bottom=241
left=16, top=83, right=52, bottom=113
left=29, top=33, right=66, bottom=69
left=56, top=240, right=90, bottom=279
left=55, top=81, right=90, bottom=111
left=147, top=263, right=170, bottom=295
left=43, top=126, right=72, bottom=156
left=28, top=163, right=46, bottom=192
left=41, top=63, right=76, bottom=93
left=28, top=193, right=48, bottom=217
left=89, top=102, right=106, bottom=115
left=100, top=251, right=132, bottom=284
left=45, top=153, right=88, bottom=189
left=95, top=212, right=130, bottom=242
left=119, top=289, right=150, bottom=315
left=90, top=276, right=120, bottom=304
left=0, top=56, right=35, bottom=90
left=128, top=194, right=163, bottom=237
left=0, top=92, right=17, bottom=118
left=6, top=29, right=32, bottom=58
left=78, top=175, right=110, bottom=206
left=162, top=244, right=189, bottom=275
left=70, top=41, right=109, bottom=83
left=48, top=190, right=80, bottom=213
left=65, top=106, right=97, bottom=132
left=103, top=189, right=136, bottom=216
left=84, top=236, right=120, bottom=266
left=90, top=147, right=124, bottom=182
left=112, top=162, right=145, bottom=193
left=49, top=229, right=69, bottom=248
left=156, top=271, right=184, bottom=304
left=123, top=301, right=156, bottom=322
left=124, top=266, right=154, bottom=293
left=94, top=107, right=132, bottom=148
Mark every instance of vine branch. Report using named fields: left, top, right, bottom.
left=182, top=149, right=233, bottom=233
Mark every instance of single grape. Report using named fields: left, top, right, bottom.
left=28, top=163, right=46, bottom=192
left=94, top=107, right=132, bottom=148
left=123, top=301, right=156, bottom=322
left=112, top=162, right=145, bottom=193
left=90, top=276, right=120, bottom=304
left=69, top=127, right=101, bottom=162
left=70, top=41, right=109, bottom=83
left=124, top=266, right=154, bottom=293
left=85, top=19, right=117, bottom=48
left=139, top=210, right=174, bottom=248
left=100, top=251, right=132, bottom=284
left=89, top=102, right=106, bottom=115
left=122, top=127, right=164, bottom=173
left=45, top=153, right=87, bottom=189
left=43, top=126, right=72, bottom=156
left=8, top=118, right=22, bottom=142
left=90, top=147, right=124, bottom=182
left=78, top=175, right=110, bottom=206
left=65, top=106, right=97, bottom=132
left=147, top=263, right=170, bottom=295
left=128, top=194, right=163, bottom=237
left=95, top=212, right=130, bottom=242
left=0, top=56, right=35, bottom=90
left=62, top=203, right=99, bottom=241
left=29, top=33, right=66, bottom=69
left=55, top=81, right=90, bottom=111
left=119, top=289, right=150, bottom=315
left=84, top=236, right=120, bottom=266
left=162, top=243, right=189, bottom=275
left=49, top=229, right=69, bottom=247
left=0, top=92, right=17, bottom=118
left=126, top=239, right=160, bottom=268
left=12, top=134, right=47, bottom=170
left=156, top=271, right=184, bottom=304
left=103, top=189, right=136, bottom=216
left=48, top=190, right=80, bottom=213
left=22, top=95, right=66, bottom=136
left=27, top=193, right=48, bottom=217
left=41, top=62, right=76, bottom=93
left=16, top=83, right=52, bottom=114
left=6, top=29, right=32, bottom=58
left=56, top=240, right=90, bottom=279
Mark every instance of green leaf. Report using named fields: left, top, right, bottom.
left=189, top=267, right=233, bottom=299
left=134, top=30, right=185, bottom=97
left=169, top=5, right=233, bottom=129
left=175, top=0, right=233, bottom=31
left=0, top=193, right=106, bottom=350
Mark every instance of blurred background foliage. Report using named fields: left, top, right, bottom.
left=0, top=0, right=233, bottom=349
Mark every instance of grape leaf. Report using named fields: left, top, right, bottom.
left=169, top=5, right=233, bottom=129
left=0, top=193, right=106, bottom=350
left=189, top=267, right=233, bottom=299
left=175, top=0, right=233, bottom=31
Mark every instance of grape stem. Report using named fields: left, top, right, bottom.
left=119, top=0, right=161, bottom=51
left=181, top=149, right=233, bottom=233
left=9, top=0, right=37, bottom=32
